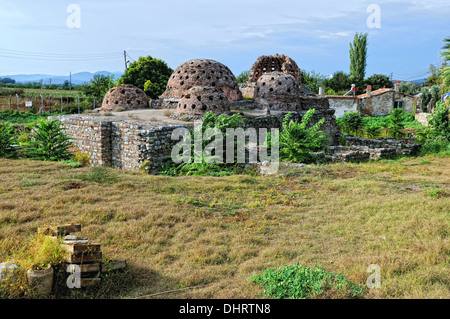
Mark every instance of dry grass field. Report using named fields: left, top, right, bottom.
left=0, top=155, right=449, bottom=299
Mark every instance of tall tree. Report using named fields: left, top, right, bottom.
left=349, top=33, right=368, bottom=83
left=440, top=36, right=450, bottom=91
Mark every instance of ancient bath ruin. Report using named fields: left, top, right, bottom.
left=53, top=54, right=419, bottom=174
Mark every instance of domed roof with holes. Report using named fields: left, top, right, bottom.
left=254, top=72, right=301, bottom=111
left=101, top=84, right=148, bottom=111
left=176, top=86, right=230, bottom=116
left=248, top=54, right=301, bottom=84
left=161, top=59, right=242, bottom=102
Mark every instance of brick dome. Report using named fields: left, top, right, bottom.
left=161, top=59, right=242, bottom=103
left=101, top=84, right=148, bottom=111
left=176, top=86, right=230, bottom=116
left=254, top=72, right=300, bottom=111
left=248, top=54, right=301, bottom=84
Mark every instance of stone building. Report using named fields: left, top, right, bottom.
left=101, top=84, right=148, bottom=112
left=357, top=85, right=416, bottom=116
left=325, top=83, right=417, bottom=117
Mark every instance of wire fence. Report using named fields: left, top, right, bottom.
left=0, top=94, right=100, bottom=114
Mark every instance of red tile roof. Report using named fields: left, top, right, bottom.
left=357, top=88, right=394, bottom=98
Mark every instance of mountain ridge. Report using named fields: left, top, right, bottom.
left=0, top=71, right=124, bottom=85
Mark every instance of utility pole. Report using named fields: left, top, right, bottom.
left=124, top=50, right=129, bottom=72
left=69, top=72, right=72, bottom=91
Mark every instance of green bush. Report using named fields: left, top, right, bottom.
left=428, top=101, right=450, bottom=139
left=276, top=109, right=329, bottom=164
left=339, top=111, right=363, bottom=135
left=364, top=125, right=382, bottom=139
left=0, top=122, right=17, bottom=158
left=419, top=137, right=450, bottom=156
left=26, top=119, right=73, bottom=161
left=388, top=108, right=406, bottom=139
left=251, top=263, right=364, bottom=299
left=163, top=111, right=247, bottom=176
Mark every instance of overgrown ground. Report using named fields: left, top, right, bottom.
left=0, top=155, right=449, bottom=299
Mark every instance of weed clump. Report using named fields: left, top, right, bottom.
left=251, top=263, right=364, bottom=299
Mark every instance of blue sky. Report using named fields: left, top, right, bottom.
left=0, top=0, right=449, bottom=81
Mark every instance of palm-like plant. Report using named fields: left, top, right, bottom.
left=0, top=122, right=17, bottom=158
left=27, top=119, right=73, bottom=161
left=440, top=37, right=450, bottom=90
left=278, top=109, right=329, bottom=164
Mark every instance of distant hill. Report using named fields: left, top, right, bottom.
left=0, top=71, right=123, bottom=86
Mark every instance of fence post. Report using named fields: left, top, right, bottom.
left=93, top=97, right=96, bottom=109
left=60, top=96, right=63, bottom=114
left=16, top=94, right=19, bottom=111
left=39, top=94, right=44, bottom=114
left=49, top=95, right=52, bottom=113
left=77, top=95, right=80, bottom=114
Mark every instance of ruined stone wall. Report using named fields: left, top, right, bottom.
left=326, top=96, right=359, bottom=118
left=54, top=116, right=112, bottom=166
left=55, top=115, right=188, bottom=174
left=415, top=112, right=431, bottom=126
left=244, top=109, right=340, bottom=146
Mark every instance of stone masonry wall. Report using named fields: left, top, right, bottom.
left=326, top=96, right=359, bottom=118
left=55, top=115, right=188, bottom=174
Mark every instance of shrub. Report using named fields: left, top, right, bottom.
left=277, top=109, right=329, bottom=164
left=364, top=125, right=381, bottom=139
left=168, top=112, right=247, bottom=176
left=388, top=108, right=405, bottom=139
left=0, top=122, right=17, bottom=158
left=251, top=263, right=364, bottom=299
left=419, top=137, right=450, bottom=156
left=73, top=151, right=90, bottom=166
left=340, top=111, right=363, bottom=135
left=26, top=119, right=73, bottom=161
left=427, top=101, right=450, bottom=139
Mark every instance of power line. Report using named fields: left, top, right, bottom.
left=0, top=48, right=122, bottom=61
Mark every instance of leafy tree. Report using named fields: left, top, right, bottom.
left=26, top=119, right=73, bottom=161
left=425, top=64, right=443, bottom=87
left=398, top=82, right=419, bottom=95
left=79, top=74, right=116, bottom=103
left=300, top=70, right=326, bottom=93
left=323, top=71, right=352, bottom=93
left=420, top=87, right=432, bottom=111
left=236, top=70, right=250, bottom=84
left=276, top=109, right=329, bottom=164
left=349, top=33, right=368, bottom=82
left=364, top=74, right=393, bottom=91
left=118, top=56, right=173, bottom=99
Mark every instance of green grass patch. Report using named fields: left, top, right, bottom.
left=251, top=263, right=364, bottom=299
